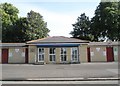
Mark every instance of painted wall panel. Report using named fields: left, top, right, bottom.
left=44, top=48, right=49, bottom=64
left=118, top=45, right=120, bottom=62
left=90, top=46, right=107, bottom=62
left=67, top=48, right=71, bottom=63
left=56, top=48, right=60, bottom=63
left=113, top=46, right=118, bottom=61
left=79, top=45, right=88, bottom=63
left=0, top=48, right=1, bottom=63
left=28, top=46, right=37, bottom=63
left=8, top=48, right=25, bottom=63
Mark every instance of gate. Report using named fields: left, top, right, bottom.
left=87, top=47, right=91, bottom=62
left=2, top=49, right=9, bottom=64
left=106, top=47, right=114, bottom=62
left=25, top=48, right=28, bottom=63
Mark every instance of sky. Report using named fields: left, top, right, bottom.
left=0, top=0, right=100, bottom=37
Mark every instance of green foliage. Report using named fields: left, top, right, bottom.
left=70, top=13, right=92, bottom=41
left=70, top=1, right=120, bottom=42
left=1, top=3, right=50, bottom=42
left=118, top=1, right=120, bottom=40
left=90, top=2, right=119, bottom=41
left=26, top=10, right=50, bottom=41
left=0, top=3, right=19, bottom=42
left=10, top=17, right=28, bottom=42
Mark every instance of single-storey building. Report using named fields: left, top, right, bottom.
left=0, top=43, right=28, bottom=64
left=0, top=36, right=119, bottom=64
left=26, top=36, right=89, bottom=64
left=88, top=42, right=119, bottom=62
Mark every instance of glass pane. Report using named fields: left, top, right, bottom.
left=50, top=48, right=53, bottom=54
left=71, top=47, right=78, bottom=61
left=53, top=48, right=56, bottom=54
left=72, top=48, right=75, bottom=54
left=64, top=50, right=66, bottom=54
left=42, top=55, right=44, bottom=60
left=39, top=55, right=42, bottom=61
left=53, top=55, right=56, bottom=61
left=75, top=50, right=77, bottom=54
left=72, top=55, right=74, bottom=60
left=42, top=48, right=44, bottom=53
left=61, top=55, right=63, bottom=61
left=50, top=55, right=52, bottom=61
left=50, top=48, right=56, bottom=54
left=61, top=48, right=66, bottom=54
left=64, top=55, right=67, bottom=61
left=39, top=48, right=41, bottom=53
left=39, top=48, right=44, bottom=54
left=75, top=55, right=77, bottom=58
left=61, top=48, right=63, bottom=54
left=63, top=48, right=66, bottom=54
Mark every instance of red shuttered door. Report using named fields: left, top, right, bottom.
left=106, top=47, right=114, bottom=62
left=87, top=47, right=91, bottom=62
left=25, top=48, right=28, bottom=63
left=2, top=49, right=8, bottom=64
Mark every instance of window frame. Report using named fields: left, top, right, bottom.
left=60, top=48, right=67, bottom=62
left=49, top=48, right=56, bottom=62
left=38, top=48, right=44, bottom=62
left=71, top=47, right=79, bottom=62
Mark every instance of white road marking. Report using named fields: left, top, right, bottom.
left=1, top=80, right=118, bottom=84
left=27, top=78, right=84, bottom=80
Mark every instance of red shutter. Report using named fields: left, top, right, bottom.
left=25, top=48, right=28, bottom=63
left=87, top=47, right=91, bottom=62
left=2, top=49, right=9, bottom=64
left=106, top=47, right=114, bottom=62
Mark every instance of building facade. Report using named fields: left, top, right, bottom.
left=26, top=36, right=89, bottom=64
left=0, top=43, right=28, bottom=64
left=88, top=42, right=119, bottom=62
left=0, top=36, right=119, bottom=64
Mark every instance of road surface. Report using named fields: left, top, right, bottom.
left=1, top=62, right=119, bottom=80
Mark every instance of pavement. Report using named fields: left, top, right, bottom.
left=0, top=62, right=119, bottom=81
left=1, top=83, right=119, bottom=86
left=1, top=80, right=119, bottom=85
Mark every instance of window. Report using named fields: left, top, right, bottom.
left=38, top=48, right=44, bottom=62
left=49, top=48, right=56, bottom=62
left=61, top=48, right=67, bottom=62
left=71, top=47, right=78, bottom=62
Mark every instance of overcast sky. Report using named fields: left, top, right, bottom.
left=0, top=0, right=100, bottom=37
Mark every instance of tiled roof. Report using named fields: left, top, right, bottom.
left=0, top=43, right=26, bottom=47
left=27, top=36, right=89, bottom=44
left=88, top=42, right=120, bottom=46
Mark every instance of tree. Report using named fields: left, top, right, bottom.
left=10, top=17, right=29, bottom=42
left=70, top=13, right=92, bottom=40
left=1, top=3, right=50, bottom=42
left=7, top=10, right=50, bottom=42
left=90, top=1, right=119, bottom=41
left=13, top=10, right=50, bottom=42
left=0, top=3, right=19, bottom=42
left=25, top=10, right=50, bottom=41
left=118, top=1, right=120, bottom=40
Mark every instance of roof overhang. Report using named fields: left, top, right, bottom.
left=36, top=43, right=80, bottom=47
left=0, top=43, right=26, bottom=47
